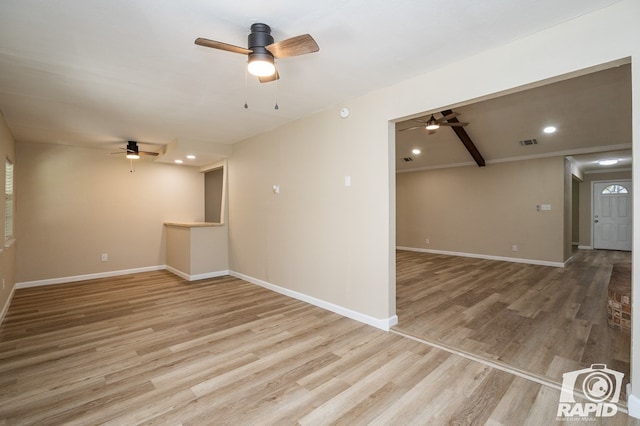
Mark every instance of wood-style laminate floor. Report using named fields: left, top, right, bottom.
left=1, top=269, right=637, bottom=424
left=395, top=249, right=632, bottom=401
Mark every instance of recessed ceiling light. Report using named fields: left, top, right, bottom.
left=543, top=126, right=557, bottom=134
left=174, top=159, right=183, bottom=164
left=186, top=154, right=196, bottom=160
left=412, top=148, right=421, bottom=155
left=598, top=159, right=618, bottom=166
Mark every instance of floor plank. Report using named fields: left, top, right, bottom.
left=0, top=269, right=638, bottom=424
left=394, top=249, right=632, bottom=398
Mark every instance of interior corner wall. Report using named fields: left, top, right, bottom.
left=563, top=158, right=573, bottom=261
left=204, top=167, right=224, bottom=223
left=0, top=112, right=16, bottom=321
left=228, top=107, right=394, bottom=322
left=396, top=157, right=566, bottom=263
left=578, top=170, right=632, bottom=248
left=571, top=177, right=580, bottom=244
left=15, top=142, right=205, bottom=283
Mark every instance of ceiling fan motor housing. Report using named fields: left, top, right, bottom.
left=126, top=140, right=138, bottom=154
left=248, top=23, right=274, bottom=60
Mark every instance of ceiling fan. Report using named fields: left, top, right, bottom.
left=400, top=112, right=468, bottom=134
left=111, top=141, right=159, bottom=159
left=195, top=23, right=319, bottom=83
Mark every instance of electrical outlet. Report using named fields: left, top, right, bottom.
left=425, top=238, right=430, bottom=244
left=101, top=253, right=108, bottom=262
left=512, top=245, right=518, bottom=252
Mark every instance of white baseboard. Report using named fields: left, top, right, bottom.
left=15, top=265, right=166, bottom=289
left=628, top=384, right=640, bottom=418
left=578, top=245, right=594, bottom=250
left=11, top=266, right=399, bottom=332
left=165, top=266, right=229, bottom=281
left=229, top=270, right=398, bottom=331
left=396, top=246, right=567, bottom=268
left=15, top=265, right=234, bottom=289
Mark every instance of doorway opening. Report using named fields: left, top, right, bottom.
left=393, top=61, right=633, bottom=396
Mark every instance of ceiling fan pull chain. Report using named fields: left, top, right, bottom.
left=244, top=64, right=249, bottom=109
left=274, top=65, right=279, bottom=110
left=129, top=159, right=135, bottom=173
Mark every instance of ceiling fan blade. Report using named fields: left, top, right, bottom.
left=195, top=37, right=252, bottom=55
left=428, top=130, right=437, bottom=135
left=413, top=112, right=460, bottom=124
left=438, top=112, right=459, bottom=122
left=439, top=122, right=468, bottom=127
left=111, top=151, right=158, bottom=156
left=414, top=114, right=440, bottom=124
left=266, top=34, right=319, bottom=58
left=399, top=126, right=424, bottom=132
left=258, top=70, right=280, bottom=83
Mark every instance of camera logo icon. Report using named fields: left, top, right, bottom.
left=557, top=364, right=624, bottom=418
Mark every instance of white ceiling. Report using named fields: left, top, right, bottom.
left=0, top=0, right=626, bottom=168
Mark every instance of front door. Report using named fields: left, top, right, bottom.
left=593, top=180, right=632, bottom=251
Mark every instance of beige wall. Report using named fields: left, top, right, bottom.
left=15, top=142, right=205, bottom=283
left=396, top=157, right=566, bottom=263
left=165, top=225, right=228, bottom=276
left=0, top=112, right=16, bottom=320
left=577, top=170, right=632, bottom=248
left=165, top=226, right=191, bottom=274
left=229, top=108, right=394, bottom=320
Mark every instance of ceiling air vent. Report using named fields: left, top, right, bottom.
left=520, top=139, right=538, bottom=146
left=402, top=157, right=413, bottom=162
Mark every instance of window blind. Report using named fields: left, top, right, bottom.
left=5, top=158, right=13, bottom=243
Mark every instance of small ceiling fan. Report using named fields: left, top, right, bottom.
left=195, top=23, right=319, bottom=83
left=400, top=112, right=468, bottom=134
left=111, top=141, right=159, bottom=159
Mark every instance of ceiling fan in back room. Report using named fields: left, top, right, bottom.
left=400, top=111, right=468, bottom=135
left=195, top=23, right=319, bottom=109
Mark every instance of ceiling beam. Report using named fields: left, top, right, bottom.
left=441, top=109, right=485, bottom=167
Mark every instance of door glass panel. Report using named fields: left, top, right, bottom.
left=601, top=184, right=628, bottom=194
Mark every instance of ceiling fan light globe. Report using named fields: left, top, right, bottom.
left=248, top=55, right=276, bottom=77
left=126, top=153, right=140, bottom=159
left=425, top=115, right=440, bottom=130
